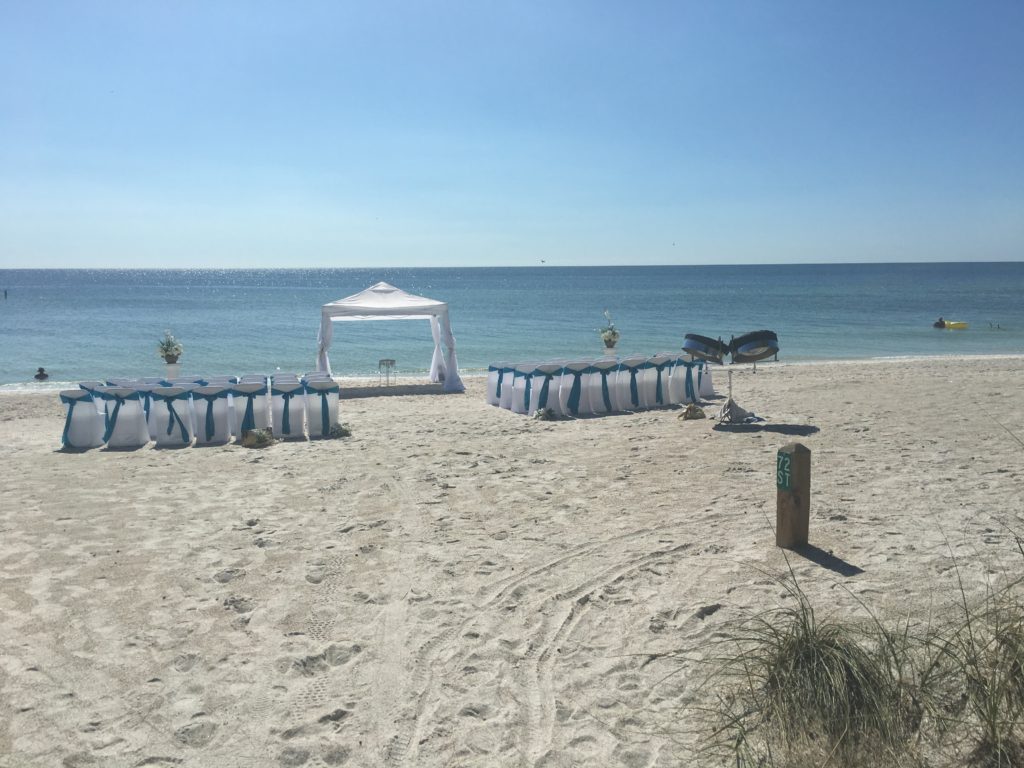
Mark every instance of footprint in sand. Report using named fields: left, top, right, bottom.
left=213, top=568, right=245, bottom=584
left=173, top=721, right=217, bottom=747
left=222, top=596, right=255, bottom=613
left=286, top=644, right=362, bottom=676
left=305, top=561, right=327, bottom=584
left=172, top=654, right=199, bottom=673
left=277, top=746, right=310, bottom=766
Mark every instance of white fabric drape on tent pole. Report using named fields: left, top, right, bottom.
left=315, top=282, right=465, bottom=393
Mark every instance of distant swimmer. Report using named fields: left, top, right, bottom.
left=34, top=367, right=49, bottom=381
left=933, top=317, right=946, bottom=329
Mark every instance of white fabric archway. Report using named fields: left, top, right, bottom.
left=316, top=282, right=465, bottom=393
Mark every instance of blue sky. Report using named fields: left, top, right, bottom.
left=1, top=1, right=1022, bottom=267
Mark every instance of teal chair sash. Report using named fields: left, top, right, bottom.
left=194, top=389, right=231, bottom=441
left=678, top=359, right=704, bottom=403
left=565, top=366, right=593, bottom=416
left=306, top=383, right=340, bottom=436
left=272, top=387, right=302, bottom=435
left=98, top=390, right=142, bottom=443
left=230, top=386, right=268, bottom=434
left=619, top=360, right=653, bottom=408
left=150, top=390, right=192, bottom=442
left=652, top=359, right=673, bottom=405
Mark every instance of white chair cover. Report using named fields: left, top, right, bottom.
left=497, top=366, right=518, bottom=410
left=698, top=363, right=715, bottom=398
left=271, top=383, right=306, bottom=438
left=59, top=390, right=104, bottom=449
left=148, top=387, right=194, bottom=447
left=614, top=356, right=650, bottom=412
left=486, top=363, right=512, bottom=407
left=670, top=358, right=705, bottom=404
left=132, top=383, right=160, bottom=439
left=193, top=386, right=232, bottom=445
left=509, top=363, right=540, bottom=415
left=639, top=354, right=674, bottom=409
left=528, top=363, right=566, bottom=415
left=79, top=382, right=107, bottom=416
left=558, top=361, right=594, bottom=416
left=305, top=380, right=341, bottom=438
left=584, top=358, right=620, bottom=414
left=97, top=387, right=150, bottom=448
left=230, top=383, right=271, bottom=436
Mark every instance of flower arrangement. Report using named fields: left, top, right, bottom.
left=598, top=309, right=620, bottom=348
left=157, top=331, right=183, bottom=363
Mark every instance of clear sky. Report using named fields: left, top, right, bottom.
left=1, top=1, right=1022, bottom=267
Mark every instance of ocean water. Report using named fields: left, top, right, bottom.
left=0, top=263, right=1022, bottom=387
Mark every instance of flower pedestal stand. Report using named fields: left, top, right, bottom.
left=164, top=358, right=180, bottom=380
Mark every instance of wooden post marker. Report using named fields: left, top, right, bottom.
left=776, top=442, right=810, bottom=548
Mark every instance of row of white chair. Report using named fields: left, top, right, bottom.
left=60, top=377, right=341, bottom=450
left=486, top=354, right=714, bottom=417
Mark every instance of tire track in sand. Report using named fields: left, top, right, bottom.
left=519, top=541, right=693, bottom=767
left=383, top=524, right=685, bottom=767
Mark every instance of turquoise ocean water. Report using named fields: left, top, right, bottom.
left=0, top=263, right=1022, bottom=388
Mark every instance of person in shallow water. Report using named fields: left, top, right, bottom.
left=34, top=367, right=48, bottom=381
left=933, top=317, right=946, bottom=329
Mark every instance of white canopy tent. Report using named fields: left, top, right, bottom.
left=316, top=282, right=465, bottom=393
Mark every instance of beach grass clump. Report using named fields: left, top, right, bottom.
left=711, top=577, right=921, bottom=767
left=702, top=548, right=1024, bottom=768
left=240, top=428, right=275, bottom=449
left=928, top=569, right=1024, bottom=767
left=328, top=423, right=351, bottom=438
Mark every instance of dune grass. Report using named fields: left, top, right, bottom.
left=704, top=549, right=1024, bottom=768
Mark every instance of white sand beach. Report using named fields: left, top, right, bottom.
left=1, top=357, right=1022, bottom=768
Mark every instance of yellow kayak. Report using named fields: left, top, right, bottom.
left=944, top=321, right=968, bottom=329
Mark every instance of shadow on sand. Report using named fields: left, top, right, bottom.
left=713, top=423, right=820, bottom=436
left=789, top=543, right=864, bottom=577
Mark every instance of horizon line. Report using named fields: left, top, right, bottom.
left=1, top=259, right=1022, bottom=271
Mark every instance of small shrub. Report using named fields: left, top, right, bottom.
left=240, top=428, right=275, bottom=449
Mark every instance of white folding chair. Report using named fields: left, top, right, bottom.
left=614, top=355, right=649, bottom=411
left=558, top=360, right=594, bottom=417
left=148, top=387, right=194, bottom=447
left=509, top=363, right=539, bottom=415
left=305, top=380, right=341, bottom=438
left=639, top=353, right=674, bottom=409
left=527, top=363, right=566, bottom=415
left=584, top=358, right=620, bottom=415
left=193, top=386, right=232, bottom=444
left=671, top=358, right=704, bottom=404
left=59, top=390, right=104, bottom=449
left=271, top=382, right=306, bottom=439
left=698, top=362, right=715, bottom=398
left=486, top=363, right=511, bottom=407
left=78, top=381, right=107, bottom=416
left=97, top=387, right=149, bottom=448
left=230, top=383, right=271, bottom=436
left=498, top=365, right=518, bottom=410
